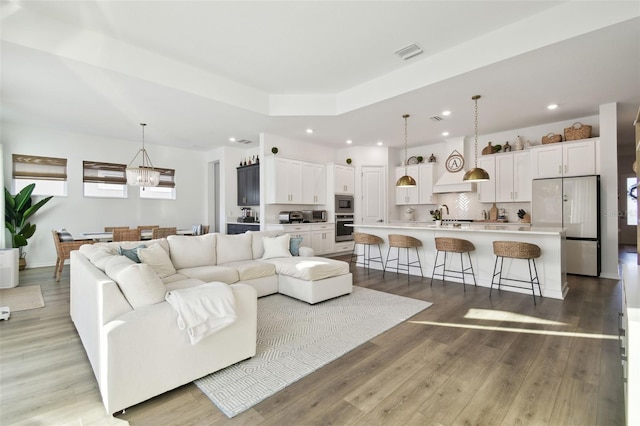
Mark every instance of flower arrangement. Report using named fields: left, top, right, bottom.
left=430, top=209, right=441, bottom=221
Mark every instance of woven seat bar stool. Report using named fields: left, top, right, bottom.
left=350, top=232, right=385, bottom=274
left=430, top=237, right=477, bottom=292
left=491, top=241, right=542, bottom=305
left=383, top=234, right=423, bottom=283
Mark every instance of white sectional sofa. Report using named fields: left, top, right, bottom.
left=70, top=230, right=352, bottom=414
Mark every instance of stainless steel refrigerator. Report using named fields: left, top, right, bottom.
left=532, top=175, right=600, bottom=276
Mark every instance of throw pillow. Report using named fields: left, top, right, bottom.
left=138, top=243, right=176, bottom=278
left=289, top=237, right=304, bottom=256
left=105, top=256, right=166, bottom=309
left=118, top=244, right=146, bottom=263
left=262, top=234, right=292, bottom=259
left=57, top=229, right=74, bottom=242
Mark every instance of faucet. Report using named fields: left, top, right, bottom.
left=440, top=204, right=449, bottom=218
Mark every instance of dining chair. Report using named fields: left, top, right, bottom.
left=52, top=230, right=94, bottom=282
left=112, top=228, right=142, bottom=242
left=152, top=227, right=177, bottom=239
left=138, top=225, right=160, bottom=231
left=104, top=226, right=129, bottom=232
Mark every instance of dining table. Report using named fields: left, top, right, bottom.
left=79, top=228, right=194, bottom=242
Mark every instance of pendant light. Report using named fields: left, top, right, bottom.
left=396, top=114, right=417, bottom=187
left=126, top=123, right=160, bottom=190
left=463, top=95, right=490, bottom=182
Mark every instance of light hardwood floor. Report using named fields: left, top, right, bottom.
left=0, top=252, right=629, bottom=426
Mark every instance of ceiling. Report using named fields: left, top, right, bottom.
left=1, top=1, right=639, bottom=153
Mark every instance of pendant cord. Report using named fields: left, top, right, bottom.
left=472, top=95, right=480, bottom=168
left=403, top=114, right=409, bottom=174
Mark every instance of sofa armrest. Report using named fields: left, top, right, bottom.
left=299, top=246, right=314, bottom=257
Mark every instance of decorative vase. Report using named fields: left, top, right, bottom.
left=434, top=220, right=442, bottom=227
left=514, top=135, right=524, bottom=151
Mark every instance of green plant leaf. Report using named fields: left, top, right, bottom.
left=13, top=234, right=28, bottom=248
left=22, top=196, right=53, bottom=222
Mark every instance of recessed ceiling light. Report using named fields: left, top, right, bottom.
left=346, top=140, right=353, bottom=144
left=547, top=104, right=558, bottom=110
left=442, top=131, right=449, bottom=136
left=229, top=137, right=236, bottom=142
left=377, top=141, right=383, bottom=146
left=306, top=128, right=314, bottom=134
left=442, top=110, right=451, bottom=116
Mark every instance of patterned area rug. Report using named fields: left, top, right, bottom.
left=0, top=285, right=44, bottom=312
left=195, top=286, right=432, bottom=418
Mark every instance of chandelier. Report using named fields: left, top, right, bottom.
left=126, top=123, right=160, bottom=189
left=463, top=95, right=490, bottom=182
left=396, top=114, right=417, bottom=187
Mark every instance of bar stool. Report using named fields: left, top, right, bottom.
left=430, top=237, right=477, bottom=292
left=383, top=234, right=423, bottom=283
left=350, top=232, right=385, bottom=274
left=491, top=241, right=542, bottom=304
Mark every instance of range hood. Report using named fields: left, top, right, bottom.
left=433, top=136, right=476, bottom=193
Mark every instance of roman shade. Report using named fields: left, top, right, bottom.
left=83, top=161, right=127, bottom=184
left=12, top=154, right=67, bottom=181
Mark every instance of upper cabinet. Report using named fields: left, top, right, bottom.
left=265, top=157, right=327, bottom=205
left=237, top=164, right=260, bottom=206
left=394, top=164, right=436, bottom=205
left=331, top=164, right=355, bottom=195
left=477, top=151, right=531, bottom=203
left=530, top=139, right=597, bottom=179
left=265, top=156, right=303, bottom=204
left=301, top=162, right=327, bottom=205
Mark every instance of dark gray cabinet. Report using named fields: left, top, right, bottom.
left=227, top=223, right=260, bottom=235
left=237, top=164, right=260, bottom=206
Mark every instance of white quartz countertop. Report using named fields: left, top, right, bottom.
left=349, top=222, right=565, bottom=235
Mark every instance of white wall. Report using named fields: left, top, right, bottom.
left=2, top=123, right=208, bottom=267
left=599, top=103, right=620, bottom=279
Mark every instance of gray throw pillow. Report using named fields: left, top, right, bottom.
left=118, top=244, right=146, bottom=263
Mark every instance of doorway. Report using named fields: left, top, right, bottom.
left=619, top=172, right=637, bottom=246
left=361, top=166, right=386, bottom=224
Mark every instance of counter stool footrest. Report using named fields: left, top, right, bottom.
left=491, top=255, right=542, bottom=304
left=430, top=250, right=477, bottom=292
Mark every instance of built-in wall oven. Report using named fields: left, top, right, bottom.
left=335, top=214, right=354, bottom=242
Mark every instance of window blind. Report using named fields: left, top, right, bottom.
left=12, top=154, right=67, bottom=181
left=144, top=167, right=176, bottom=188
left=83, top=161, right=127, bottom=184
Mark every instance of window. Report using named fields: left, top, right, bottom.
left=83, top=161, right=128, bottom=198
left=13, top=154, right=67, bottom=196
left=139, top=167, right=176, bottom=200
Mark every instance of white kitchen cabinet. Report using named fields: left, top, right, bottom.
left=333, top=164, right=355, bottom=195
left=333, top=240, right=355, bottom=254
left=530, top=139, right=597, bottom=179
left=265, top=156, right=303, bottom=204
left=476, top=155, right=496, bottom=203
left=495, top=151, right=531, bottom=202
left=418, top=163, right=436, bottom=204
left=395, top=165, right=419, bottom=205
left=302, top=162, right=326, bottom=205
left=310, top=223, right=335, bottom=255
left=476, top=151, right=530, bottom=203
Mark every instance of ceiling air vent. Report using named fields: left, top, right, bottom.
left=235, top=139, right=252, bottom=145
left=394, top=43, right=424, bottom=60
left=430, top=116, right=443, bottom=122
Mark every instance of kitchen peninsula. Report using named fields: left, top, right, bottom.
left=350, top=222, right=568, bottom=299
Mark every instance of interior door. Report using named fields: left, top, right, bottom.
left=361, top=166, right=385, bottom=224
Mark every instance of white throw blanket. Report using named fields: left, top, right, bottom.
left=165, top=282, right=237, bottom=345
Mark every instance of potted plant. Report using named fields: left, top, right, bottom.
left=5, top=183, right=53, bottom=270
left=430, top=209, right=442, bottom=226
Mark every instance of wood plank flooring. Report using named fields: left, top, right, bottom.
left=0, top=253, right=628, bottom=426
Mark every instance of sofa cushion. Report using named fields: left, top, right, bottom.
left=176, top=265, right=239, bottom=284
left=162, top=273, right=191, bottom=284
left=164, top=278, right=209, bottom=292
left=222, top=260, right=276, bottom=281
left=138, top=243, right=176, bottom=278
left=79, top=244, right=119, bottom=271
left=262, top=257, right=350, bottom=281
left=216, top=233, right=252, bottom=264
left=247, top=230, right=285, bottom=259
left=262, top=234, right=293, bottom=259
left=167, top=234, right=217, bottom=269
left=105, top=256, right=166, bottom=309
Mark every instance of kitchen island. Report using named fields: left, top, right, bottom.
left=349, top=222, right=568, bottom=300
